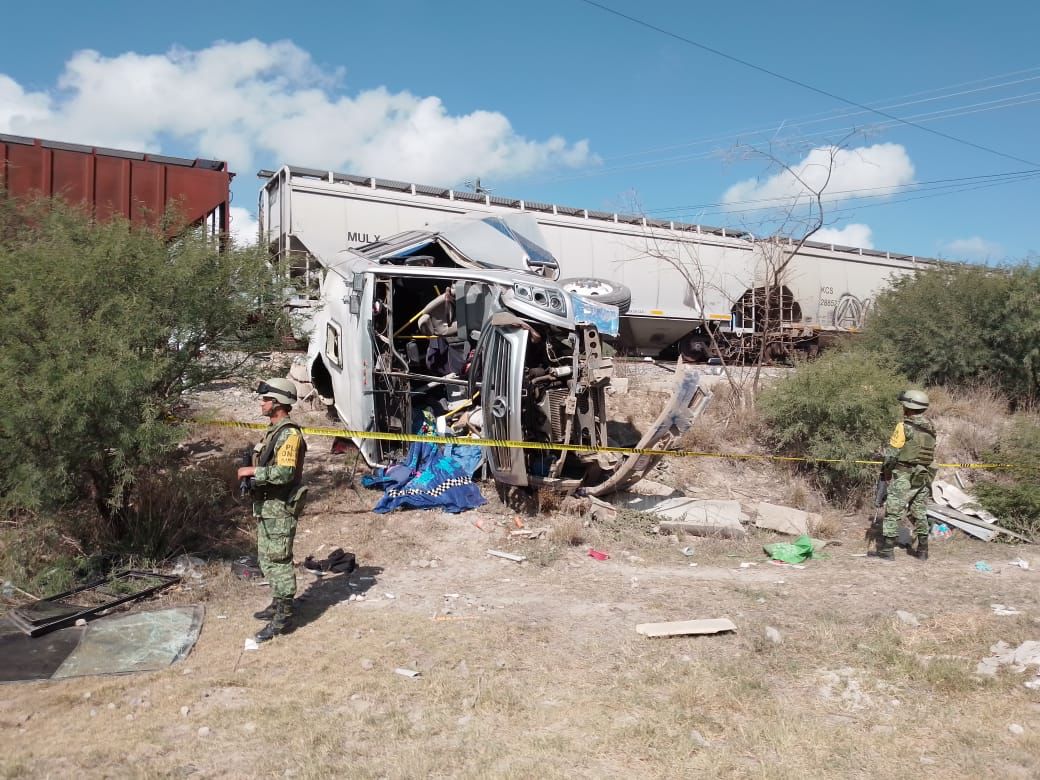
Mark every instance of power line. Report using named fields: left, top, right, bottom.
left=541, top=92, right=1040, bottom=184
left=602, top=68, right=1040, bottom=164
left=575, top=0, right=1040, bottom=168
left=647, top=168, right=1040, bottom=215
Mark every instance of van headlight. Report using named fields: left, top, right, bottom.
left=514, top=283, right=567, bottom=315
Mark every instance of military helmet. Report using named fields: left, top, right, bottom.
left=898, top=389, right=929, bottom=411
left=256, top=378, right=297, bottom=407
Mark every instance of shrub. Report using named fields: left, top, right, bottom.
left=758, top=348, right=907, bottom=499
left=0, top=196, right=278, bottom=563
left=975, top=415, right=1040, bottom=539
left=864, top=263, right=1040, bottom=404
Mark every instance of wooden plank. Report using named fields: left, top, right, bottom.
left=636, top=618, right=737, bottom=637
left=487, top=549, right=526, bottom=563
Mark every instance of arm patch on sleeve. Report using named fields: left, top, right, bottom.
left=888, top=422, right=906, bottom=449
left=276, top=432, right=301, bottom=467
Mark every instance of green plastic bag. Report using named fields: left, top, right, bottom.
left=763, top=535, right=821, bottom=564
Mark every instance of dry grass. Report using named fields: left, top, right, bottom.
left=928, top=384, right=1011, bottom=468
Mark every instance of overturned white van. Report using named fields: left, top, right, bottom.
left=306, top=212, right=710, bottom=495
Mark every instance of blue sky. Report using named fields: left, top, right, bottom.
left=3, top=0, right=1038, bottom=261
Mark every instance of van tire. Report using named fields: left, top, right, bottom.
left=558, top=277, right=632, bottom=314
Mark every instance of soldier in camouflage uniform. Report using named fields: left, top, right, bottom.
left=871, top=389, right=936, bottom=562
left=237, top=378, right=308, bottom=641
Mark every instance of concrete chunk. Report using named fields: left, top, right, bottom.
left=755, top=502, right=815, bottom=536
left=651, top=498, right=745, bottom=538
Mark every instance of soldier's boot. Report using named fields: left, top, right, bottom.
left=253, top=600, right=277, bottom=620
left=256, top=597, right=296, bottom=643
left=912, top=535, right=929, bottom=561
left=867, top=536, right=896, bottom=562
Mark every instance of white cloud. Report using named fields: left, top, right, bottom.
left=229, top=206, right=258, bottom=246
left=722, top=143, right=915, bottom=209
left=942, top=236, right=1003, bottom=261
left=0, top=40, right=597, bottom=183
left=0, top=75, right=51, bottom=129
left=813, top=223, right=874, bottom=249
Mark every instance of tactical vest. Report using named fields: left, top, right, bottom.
left=896, top=415, right=936, bottom=467
left=253, top=419, right=306, bottom=500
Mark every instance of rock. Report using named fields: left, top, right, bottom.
left=197, top=726, right=210, bottom=738
left=180, top=706, right=190, bottom=717
left=1009, top=723, right=1025, bottom=736
left=689, top=729, right=710, bottom=748
left=765, top=626, right=782, bottom=644
left=896, top=610, right=919, bottom=627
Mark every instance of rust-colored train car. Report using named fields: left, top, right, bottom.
left=0, top=133, right=232, bottom=235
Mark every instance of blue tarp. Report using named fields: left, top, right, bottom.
left=363, top=438, right=486, bottom=514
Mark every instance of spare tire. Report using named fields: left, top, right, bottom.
left=559, top=277, right=632, bottom=314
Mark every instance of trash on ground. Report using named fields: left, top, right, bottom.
left=763, top=535, right=824, bottom=565
left=738, top=562, right=758, bottom=569
left=928, top=480, right=1032, bottom=543
left=588, top=549, right=610, bottom=561
left=487, top=550, right=526, bottom=563
left=0, top=606, right=205, bottom=683
left=395, top=667, right=421, bottom=678
left=1007, top=559, right=1030, bottom=570
left=243, top=637, right=259, bottom=651
left=303, top=548, right=357, bottom=575
left=231, top=556, right=263, bottom=580
left=681, top=546, right=695, bottom=557
left=974, top=561, right=993, bottom=573
left=171, top=555, right=205, bottom=577
left=636, top=618, right=737, bottom=638
left=991, top=604, right=1022, bottom=616
left=8, top=571, right=181, bottom=637
left=510, top=527, right=549, bottom=539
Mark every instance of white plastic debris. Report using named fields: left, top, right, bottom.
left=991, top=604, right=1023, bottom=616
left=243, top=638, right=259, bottom=651
left=394, top=668, right=421, bottom=678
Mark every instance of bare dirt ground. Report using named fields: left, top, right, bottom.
left=3, top=366, right=1040, bottom=779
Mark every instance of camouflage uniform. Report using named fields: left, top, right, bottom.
left=252, top=419, right=307, bottom=599
left=882, top=413, right=936, bottom=540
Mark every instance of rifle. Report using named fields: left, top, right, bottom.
left=865, top=467, right=890, bottom=544
left=238, top=448, right=256, bottom=498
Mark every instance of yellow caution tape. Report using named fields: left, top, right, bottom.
left=184, top=417, right=1021, bottom=471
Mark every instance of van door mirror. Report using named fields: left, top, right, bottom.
left=347, top=272, right=365, bottom=315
